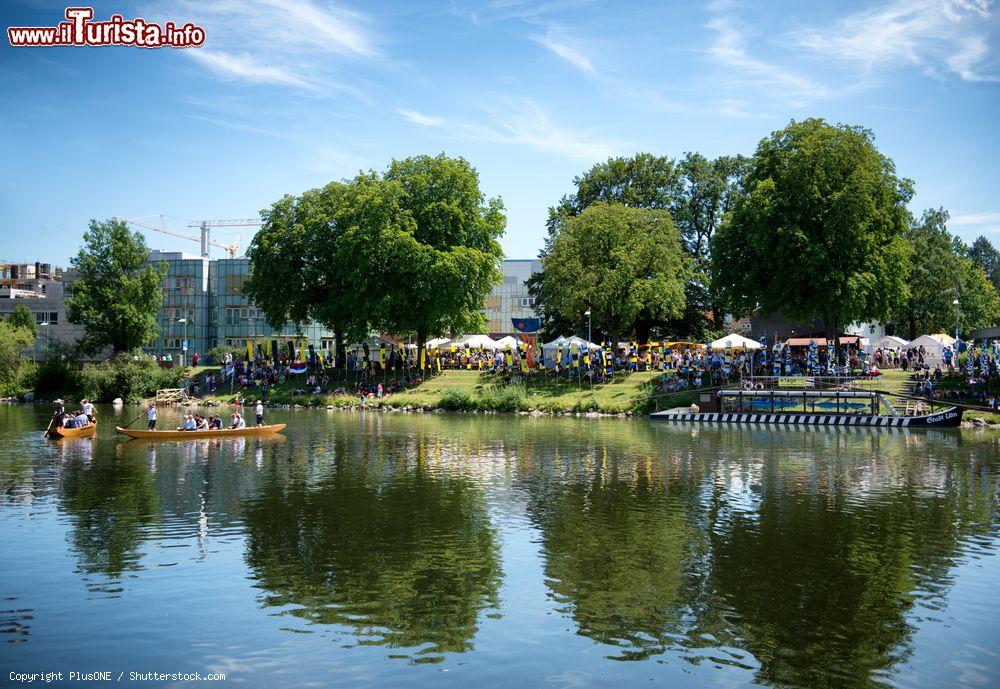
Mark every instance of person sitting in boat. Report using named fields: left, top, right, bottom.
left=210, top=414, right=222, bottom=429
left=73, top=410, right=90, bottom=428
left=195, top=415, right=209, bottom=430
left=230, top=412, right=246, bottom=429
left=182, top=415, right=197, bottom=431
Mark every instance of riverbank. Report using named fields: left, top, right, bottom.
left=201, top=370, right=671, bottom=415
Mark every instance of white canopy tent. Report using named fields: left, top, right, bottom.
left=541, top=336, right=601, bottom=367
left=494, top=335, right=519, bottom=350
left=709, top=334, right=763, bottom=351
left=425, top=337, right=451, bottom=350
left=450, top=334, right=498, bottom=350
left=910, top=333, right=956, bottom=361
left=871, top=335, right=909, bottom=351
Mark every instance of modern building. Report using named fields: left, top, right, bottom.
left=483, top=259, right=541, bottom=337
left=9, top=253, right=543, bottom=360
left=146, top=251, right=335, bottom=363
left=0, top=262, right=84, bottom=358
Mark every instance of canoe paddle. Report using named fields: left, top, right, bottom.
left=123, top=405, right=150, bottom=428
left=42, top=417, right=53, bottom=438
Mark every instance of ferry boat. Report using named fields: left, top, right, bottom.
left=651, top=388, right=962, bottom=428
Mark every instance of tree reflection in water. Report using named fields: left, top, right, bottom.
left=241, top=432, right=502, bottom=663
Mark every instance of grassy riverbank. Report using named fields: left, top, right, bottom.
left=203, top=369, right=677, bottom=414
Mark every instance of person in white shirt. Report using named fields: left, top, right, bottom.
left=254, top=400, right=264, bottom=426
left=183, top=415, right=197, bottom=431
left=81, top=399, right=95, bottom=423
left=231, top=412, right=246, bottom=429
left=146, top=403, right=157, bottom=430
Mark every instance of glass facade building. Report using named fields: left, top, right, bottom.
left=145, top=252, right=335, bottom=361
left=483, top=259, right=541, bottom=336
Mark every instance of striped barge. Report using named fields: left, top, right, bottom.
left=651, top=389, right=962, bottom=428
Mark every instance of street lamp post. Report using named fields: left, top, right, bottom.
left=178, top=317, right=188, bottom=368
left=952, top=298, right=960, bottom=343
left=585, top=309, right=592, bottom=344
left=40, top=322, right=49, bottom=355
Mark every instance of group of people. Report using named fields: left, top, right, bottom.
left=52, top=398, right=95, bottom=429
left=141, top=399, right=266, bottom=432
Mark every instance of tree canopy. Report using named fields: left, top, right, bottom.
left=534, top=202, right=688, bottom=346
left=968, top=236, right=1000, bottom=292
left=6, top=305, right=38, bottom=339
left=246, top=154, right=505, bottom=364
left=893, top=209, right=963, bottom=340
left=712, top=119, right=913, bottom=346
left=67, top=219, right=166, bottom=355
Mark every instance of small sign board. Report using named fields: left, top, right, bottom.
left=182, top=339, right=188, bottom=352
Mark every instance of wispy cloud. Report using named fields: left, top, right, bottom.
left=530, top=29, right=597, bottom=78
left=188, top=50, right=318, bottom=91
left=395, top=99, right=628, bottom=163
left=950, top=211, right=1000, bottom=234
left=706, top=14, right=837, bottom=106
left=146, top=0, right=379, bottom=94
left=792, top=0, right=999, bottom=82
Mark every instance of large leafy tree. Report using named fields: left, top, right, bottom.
left=535, top=202, right=688, bottom=347
left=670, top=152, right=748, bottom=337
left=955, top=259, right=1000, bottom=337
left=533, top=153, right=685, bottom=338
left=67, top=219, right=166, bottom=355
left=712, top=119, right=913, bottom=353
left=967, top=236, right=1000, bottom=292
left=892, top=209, right=963, bottom=339
left=6, top=305, right=38, bottom=339
left=245, top=176, right=388, bottom=367
left=376, top=154, right=506, bottom=357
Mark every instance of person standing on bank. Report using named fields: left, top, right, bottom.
left=146, top=403, right=157, bottom=430
left=255, top=399, right=264, bottom=426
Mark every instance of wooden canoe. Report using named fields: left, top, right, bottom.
left=48, top=422, right=97, bottom=439
left=115, top=423, right=286, bottom=440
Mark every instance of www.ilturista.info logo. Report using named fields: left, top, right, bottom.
left=7, top=7, right=205, bottom=48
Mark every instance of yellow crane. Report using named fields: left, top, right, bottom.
left=117, top=214, right=260, bottom=258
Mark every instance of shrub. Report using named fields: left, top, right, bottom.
left=33, top=355, right=78, bottom=395
left=476, top=385, right=527, bottom=412
left=78, top=354, right=184, bottom=402
left=439, top=387, right=475, bottom=411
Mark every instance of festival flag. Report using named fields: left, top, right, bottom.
left=288, top=361, right=307, bottom=375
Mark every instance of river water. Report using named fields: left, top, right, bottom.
left=1, top=405, right=998, bottom=688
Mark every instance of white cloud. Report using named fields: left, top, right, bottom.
left=396, top=108, right=445, bottom=126
left=396, top=100, right=628, bottom=163
left=146, top=0, right=379, bottom=94
left=792, top=0, right=998, bottom=82
left=531, top=30, right=597, bottom=78
left=188, top=50, right=318, bottom=90
left=706, top=14, right=835, bottom=104
left=950, top=211, right=1000, bottom=235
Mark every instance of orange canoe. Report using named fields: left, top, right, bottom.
left=48, top=422, right=97, bottom=439
left=115, top=423, right=286, bottom=440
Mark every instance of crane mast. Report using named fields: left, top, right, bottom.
left=116, top=215, right=261, bottom=258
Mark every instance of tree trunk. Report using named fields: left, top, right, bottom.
left=417, top=328, right=427, bottom=373
left=334, top=330, right=345, bottom=370
left=634, top=319, right=651, bottom=346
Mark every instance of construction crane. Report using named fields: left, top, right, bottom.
left=116, top=215, right=259, bottom=258
left=187, top=218, right=262, bottom=258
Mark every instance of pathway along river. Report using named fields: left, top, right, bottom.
left=1, top=405, right=998, bottom=689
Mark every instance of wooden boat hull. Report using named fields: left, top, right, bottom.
left=650, top=407, right=963, bottom=428
left=115, top=423, right=286, bottom=440
left=48, top=422, right=97, bottom=439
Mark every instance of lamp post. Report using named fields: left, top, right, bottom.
left=178, top=317, right=188, bottom=368
left=585, top=309, right=592, bottom=344
left=952, top=298, right=960, bottom=343
left=40, top=322, right=49, bottom=355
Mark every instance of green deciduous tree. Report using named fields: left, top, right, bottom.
left=377, top=154, right=505, bottom=358
left=712, top=119, right=913, bottom=354
left=893, top=209, right=963, bottom=340
left=535, top=202, right=688, bottom=347
left=6, top=305, right=38, bottom=339
left=967, top=236, right=1000, bottom=292
left=67, top=219, right=167, bottom=355
left=956, top=259, right=1000, bottom=336
left=0, top=320, right=35, bottom=393
left=245, top=176, right=389, bottom=367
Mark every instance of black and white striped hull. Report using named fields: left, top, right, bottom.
left=650, top=407, right=963, bottom=428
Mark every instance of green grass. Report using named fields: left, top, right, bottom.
left=199, top=369, right=665, bottom=414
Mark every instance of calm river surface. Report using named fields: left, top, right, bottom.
left=1, top=405, right=998, bottom=688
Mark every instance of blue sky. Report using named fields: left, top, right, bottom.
left=2, top=0, right=999, bottom=266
